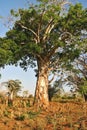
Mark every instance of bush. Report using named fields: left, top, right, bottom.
left=15, top=114, right=25, bottom=121
left=27, top=111, right=41, bottom=119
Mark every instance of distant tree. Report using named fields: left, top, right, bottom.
left=0, top=1, right=87, bottom=108
left=23, top=90, right=29, bottom=97
left=1, top=79, right=22, bottom=105
left=75, top=54, right=87, bottom=80
left=49, top=72, right=65, bottom=101
left=78, top=79, right=87, bottom=101
left=63, top=54, right=87, bottom=101
left=76, top=55, right=87, bottom=101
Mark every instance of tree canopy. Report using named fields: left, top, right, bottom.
left=0, top=2, right=87, bottom=69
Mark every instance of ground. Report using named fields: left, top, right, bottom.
left=0, top=99, right=87, bottom=130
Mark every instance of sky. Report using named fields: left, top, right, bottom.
left=0, top=0, right=87, bottom=95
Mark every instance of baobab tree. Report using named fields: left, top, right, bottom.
left=0, top=0, right=87, bottom=108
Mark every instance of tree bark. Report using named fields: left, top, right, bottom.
left=34, top=59, right=49, bottom=109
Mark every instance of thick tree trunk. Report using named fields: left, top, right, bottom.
left=34, top=59, right=49, bottom=109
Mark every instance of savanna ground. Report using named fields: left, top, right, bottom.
left=0, top=97, right=87, bottom=130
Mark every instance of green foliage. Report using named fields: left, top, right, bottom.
left=10, top=9, right=19, bottom=17
left=27, top=110, right=41, bottom=119
left=78, top=79, right=87, bottom=96
left=16, top=114, right=25, bottom=121
left=26, top=101, right=30, bottom=107
left=8, top=99, right=13, bottom=107
left=3, top=110, right=10, bottom=117
left=0, top=1, right=86, bottom=70
left=60, top=3, right=87, bottom=35
left=0, top=38, right=18, bottom=67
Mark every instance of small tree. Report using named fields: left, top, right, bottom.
left=2, top=79, right=22, bottom=105
left=23, top=90, right=29, bottom=97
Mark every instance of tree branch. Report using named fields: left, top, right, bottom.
left=60, top=1, right=71, bottom=8
left=42, top=18, right=55, bottom=42
left=47, top=45, right=58, bottom=59
left=49, top=74, right=55, bottom=84
left=18, top=22, right=39, bottom=43
left=38, top=9, right=46, bottom=38
left=59, top=31, right=73, bottom=41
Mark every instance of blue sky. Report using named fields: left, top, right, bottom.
left=0, top=0, right=87, bottom=95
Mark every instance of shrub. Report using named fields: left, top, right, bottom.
left=15, top=114, right=25, bottom=121
left=27, top=111, right=41, bottom=119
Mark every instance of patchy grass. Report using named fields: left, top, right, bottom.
left=0, top=98, right=87, bottom=130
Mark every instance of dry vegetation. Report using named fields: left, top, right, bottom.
left=0, top=96, right=87, bottom=130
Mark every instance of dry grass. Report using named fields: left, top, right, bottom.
left=0, top=98, right=87, bottom=130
